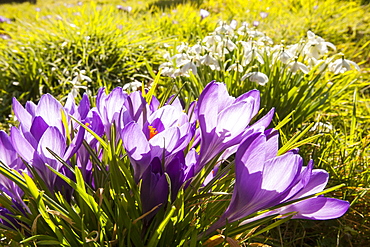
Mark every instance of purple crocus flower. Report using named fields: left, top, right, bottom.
left=207, top=132, right=350, bottom=233
left=196, top=82, right=272, bottom=169
left=141, top=157, right=169, bottom=220
left=122, top=103, right=195, bottom=181
left=0, top=16, right=11, bottom=24
left=95, top=87, right=128, bottom=139
left=0, top=131, right=27, bottom=206
left=260, top=12, right=269, bottom=19
left=10, top=94, right=85, bottom=191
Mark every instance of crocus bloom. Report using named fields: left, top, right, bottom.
left=122, top=103, right=195, bottom=181
left=0, top=131, right=26, bottom=206
left=207, top=132, right=350, bottom=233
left=195, top=82, right=272, bottom=168
left=260, top=12, right=269, bottom=19
left=10, top=93, right=86, bottom=190
left=0, top=16, right=11, bottom=24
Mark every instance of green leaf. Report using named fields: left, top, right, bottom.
left=147, top=206, right=177, bottom=247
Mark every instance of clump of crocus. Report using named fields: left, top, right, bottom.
left=0, top=81, right=349, bottom=245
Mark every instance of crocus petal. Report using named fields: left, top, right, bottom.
left=35, top=94, right=64, bottom=129
left=122, top=122, right=151, bottom=181
left=285, top=197, right=350, bottom=220
left=30, top=116, right=49, bottom=142
left=292, top=169, right=329, bottom=198
left=0, top=131, right=16, bottom=166
left=12, top=97, right=32, bottom=131
left=198, top=82, right=234, bottom=133
left=10, top=127, right=35, bottom=163
left=149, top=126, right=180, bottom=157
left=216, top=100, right=254, bottom=143
left=37, top=127, right=66, bottom=170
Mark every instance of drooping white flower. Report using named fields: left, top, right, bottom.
left=200, top=53, right=220, bottom=71
left=214, top=22, right=234, bottom=35
left=69, top=70, right=91, bottom=97
left=227, top=63, right=244, bottom=73
left=329, top=57, right=360, bottom=74
left=241, top=72, right=269, bottom=85
left=229, top=20, right=238, bottom=30
left=288, top=61, right=310, bottom=74
left=304, top=31, right=336, bottom=59
left=202, top=35, right=222, bottom=49
left=279, top=50, right=293, bottom=64
left=172, top=53, right=190, bottom=65
left=159, top=62, right=175, bottom=77
left=122, top=80, right=142, bottom=92
left=189, top=43, right=203, bottom=55
left=179, top=60, right=198, bottom=76
left=242, top=48, right=265, bottom=66
left=176, top=42, right=188, bottom=53
left=310, top=122, right=333, bottom=132
left=200, top=9, right=210, bottom=19
left=237, top=22, right=249, bottom=36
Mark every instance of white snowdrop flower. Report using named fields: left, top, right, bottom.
left=247, top=30, right=264, bottom=38
left=163, top=52, right=171, bottom=60
left=72, top=70, right=92, bottom=83
left=122, top=80, right=142, bottom=92
left=310, top=122, right=333, bottom=132
left=69, top=70, right=91, bottom=97
left=176, top=42, right=188, bottom=53
left=237, top=22, right=249, bottom=36
left=172, top=53, right=190, bottom=65
left=329, top=57, right=361, bottom=74
left=203, top=35, right=222, bottom=47
left=279, top=50, right=293, bottom=64
left=200, top=53, right=220, bottom=70
left=200, top=9, right=210, bottom=19
left=304, top=31, right=336, bottom=59
left=241, top=72, right=269, bottom=85
left=159, top=62, right=174, bottom=76
left=230, top=20, right=238, bottom=29
left=258, top=35, right=273, bottom=45
left=306, top=57, right=322, bottom=68
left=214, top=23, right=234, bottom=35
left=223, top=39, right=237, bottom=52
left=189, top=43, right=203, bottom=54
left=179, top=60, right=198, bottom=76
left=242, top=49, right=265, bottom=66
left=227, top=63, right=244, bottom=73
left=172, top=68, right=182, bottom=77
left=286, top=43, right=299, bottom=57
left=288, top=61, right=310, bottom=74
left=161, top=66, right=175, bottom=77
left=238, top=40, right=253, bottom=51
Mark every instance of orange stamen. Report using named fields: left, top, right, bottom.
left=148, top=126, right=158, bottom=139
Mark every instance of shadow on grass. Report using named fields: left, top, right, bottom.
left=148, top=0, right=202, bottom=9
left=0, top=0, right=36, bottom=4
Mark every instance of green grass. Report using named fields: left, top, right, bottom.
left=0, top=0, right=369, bottom=245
